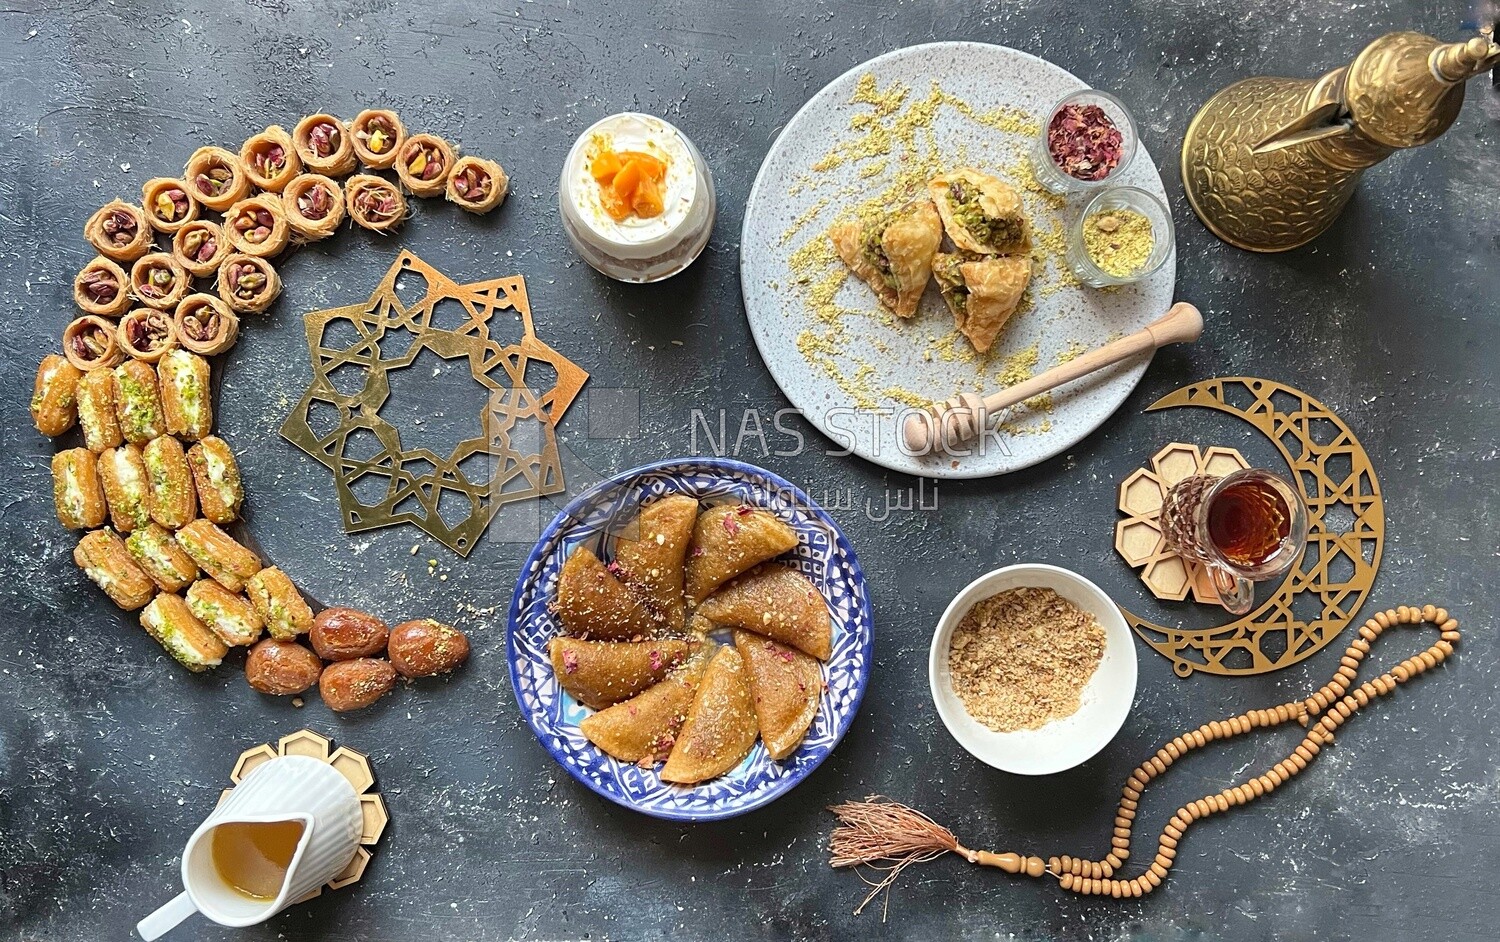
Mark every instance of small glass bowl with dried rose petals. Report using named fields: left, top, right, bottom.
left=1065, top=186, right=1174, bottom=288
left=1029, top=89, right=1137, bottom=195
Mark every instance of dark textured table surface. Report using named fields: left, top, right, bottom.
left=4, top=2, right=1498, bottom=940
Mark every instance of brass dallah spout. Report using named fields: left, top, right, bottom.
left=1182, top=31, right=1499, bottom=252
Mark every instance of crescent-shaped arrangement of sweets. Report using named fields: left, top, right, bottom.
left=31, top=110, right=501, bottom=712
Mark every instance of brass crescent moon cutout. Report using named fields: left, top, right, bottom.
left=1121, top=378, right=1385, bottom=677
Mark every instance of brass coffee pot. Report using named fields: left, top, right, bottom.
left=1182, top=31, right=1499, bottom=252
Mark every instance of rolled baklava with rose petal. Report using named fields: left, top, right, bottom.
left=157, top=349, right=212, bottom=440
left=445, top=155, right=509, bottom=213
left=240, top=125, right=302, bottom=192
left=185, top=146, right=252, bottom=212
left=186, top=577, right=264, bottom=646
left=394, top=133, right=457, bottom=197
left=85, top=200, right=152, bottom=263
left=187, top=436, right=243, bottom=524
left=126, top=521, right=200, bottom=593
left=246, top=566, right=313, bottom=640
left=172, top=294, right=240, bottom=356
left=64, top=315, right=126, bottom=372
left=117, top=308, right=179, bottom=364
left=217, top=254, right=281, bottom=314
left=98, top=443, right=151, bottom=532
left=172, top=219, right=230, bottom=278
left=140, top=592, right=227, bottom=671
left=76, top=368, right=123, bottom=452
left=293, top=114, right=357, bottom=176
left=73, top=257, right=132, bottom=318
left=52, top=447, right=107, bottom=529
left=140, top=177, right=198, bottom=235
left=112, top=359, right=165, bottom=444
left=225, top=194, right=291, bottom=258
left=176, top=518, right=261, bottom=593
left=351, top=108, right=406, bottom=169
left=282, top=174, right=345, bottom=240
left=76, top=529, right=157, bottom=611
left=143, top=435, right=198, bottom=530
left=130, top=253, right=191, bottom=311
left=31, top=354, right=81, bottom=437
left=345, top=174, right=406, bottom=232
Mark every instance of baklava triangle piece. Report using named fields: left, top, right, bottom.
left=550, top=637, right=699, bottom=711
left=579, top=647, right=713, bottom=764
left=555, top=545, right=662, bottom=639
left=829, top=199, right=943, bottom=318
left=933, top=253, right=1032, bottom=354
left=611, top=493, right=698, bottom=632
left=660, top=645, right=759, bottom=784
left=928, top=168, right=1031, bottom=256
left=695, top=564, right=832, bottom=661
left=683, top=505, right=799, bottom=605
left=733, top=629, right=822, bottom=761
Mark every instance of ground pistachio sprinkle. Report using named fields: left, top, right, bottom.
left=947, top=586, right=1106, bottom=733
left=1082, top=208, right=1154, bottom=278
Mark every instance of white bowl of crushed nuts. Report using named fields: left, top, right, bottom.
left=929, top=563, right=1136, bottom=775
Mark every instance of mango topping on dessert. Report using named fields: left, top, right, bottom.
left=590, top=143, right=668, bottom=221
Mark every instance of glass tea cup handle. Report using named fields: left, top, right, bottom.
left=1207, top=560, right=1254, bottom=615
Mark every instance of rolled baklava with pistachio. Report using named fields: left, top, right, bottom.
left=112, top=359, right=165, bottom=444
left=173, top=294, right=240, bottom=356
left=187, top=436, right=243, bottom=524
left=31, top=354, right=81, bottom=437
left=76, top=528, right=157, bottom=611
left=76, top=367, right=124, bottom=452
left=176, top=518, right=262, bottom=593
left=345, top=174, right=406, bottom=232
left=129, top=253, right=191, bottom=311
left=172, top=219, right=230, bottom=278
left=73, top=257, right=132, bottom=318
left=85, top=200, right=152, bottom=263
left=140, top=177, right=198, bottom=235
left=245, top=566, right=313, bottom=640
left=143, top=435, right=198, bottom=530
left=446, top=155, right=509, bottom=213
left=140, top=592, right=227, bottom=671
left=63, top=315, right=126, bottom=373
left=293, top=114, right=357, bottom=176
left=52, top=447, right=108, bottom=529
left=240, top=125, right=301, bottom=192
left=351, top=108, right=406, bottom=169
left=217, top=254, right=281, bottom=314
left=116, top=308, right=179, bottom=363
left=225, top=194, right=291, bottom=258
left=125, top=521, right=200, bottom=593
left=98, top=444, right=152, bottom=532
left=186, top=578, right=264, bottom=646
left=185, top=146, right=252, bottom=212
left=395, top=133, right=457, bottom=197
left=157, top=349, right=212, bottom=440
left=282, top=173, right=345, bottom=240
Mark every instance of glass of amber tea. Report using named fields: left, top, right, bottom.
left=1160, top=468, right=1308, bottom=615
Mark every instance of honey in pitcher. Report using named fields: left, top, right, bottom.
left=1206, top=477, right=1291, bottom=569
left=210, top=819, right=305, bottom=901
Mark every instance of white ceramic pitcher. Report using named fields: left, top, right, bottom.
left=136, top=755, right=362, bottom=940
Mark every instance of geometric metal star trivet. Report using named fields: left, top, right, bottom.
left=280, top=251, right=588, bottom=556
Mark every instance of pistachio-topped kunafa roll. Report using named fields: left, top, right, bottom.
left=52, top=448, right=107, bottom=529
left=293, top=114, right=357, bottom=176
left=187, top=436, right=242, bottom=524
left=345, top=174, right=406, bottom=232
left=351, top=108, right=406, bottom=169
left=85, top=200, right=152, bottom=263
left=176, top=518, right=261, bottom=593
left=129, top=253, right=191, bottom=311
left=395, top=133, right=457, bottom=197
left=31, top=354, right=81, bottom=437
left=76, top=529, right=157, bottom=611
left=140, top=177, right=198, bottom=235
left=63, top=315, right=126, bottom=372
left=240, top=125, right=301, bottom=192
left=73, top=257, right=132, bottom=318
left=172, top=219, right=230, bottom=278
left=98, top=444, right=151, bottom=532
left=173, top=294, right=239, bottom=356
left=446, top=155, right=509, bottom=214
left=224, top=194, right=291, bottom=258
left=157, top=349, right=212, bottom=440
left=184, top=146, right=252, bottom=212
left=112, top=359, right=165, bottom=444
left=140, top=592, right=227, bottom=671
left=246, top=566, right=313, bottom=640
left=76, top=368, right=123, bottom=452
left=126, top=522, right=199, bottom=592
left=186, top=578, right=264, bottom=647
left=217, top=254, right=281, bottom=314
left=116, top=308, right=179, bottom=364
left=143, top=435, right=197, bottom=530
left=282, top=174, right=345, bottom=240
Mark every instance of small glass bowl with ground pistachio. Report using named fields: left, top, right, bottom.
left=1065, top=186, right=1174, bottom=288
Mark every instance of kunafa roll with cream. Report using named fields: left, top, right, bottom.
left=446, top=155, right=509, bottom=213
left=246, top=566, right=313, bottom=640
left=31, top=354, right=81, bottom=437
left=225, top=195, right=291, bottom=258
left=143, top=435, right=197, bottom=530
left=73, top=257, right=131, bottom=318
left=351, top=108, right=406, bottom=169
left=240, top=125, right=301, bottom=192
left=52, top=447, right=107, bottom=529
left=112, top=359, right=165, bottom=444
left=64, top=315, right=126, bottom=372
left=346, top=174, right=406, bottom=232
left=76, top=368, right=123, bottom=452
left=184, top=146, right=251, bottom=212
left=173, top=294, right=239, bottom=356
left=293, top=114, right=357, bottom=176
left=117, top=308, right=178, bottom=363
left=157, top=349, right=212, bottom=440
left=176, top=518, right=261, bottom=593
left=140, top=177, right=198, bottom=235
left=186, top=578, right=264, bottom=647
left=76, top=529, right=157, bottom=611
left=187, top=436, right=243, bottom=524
left=282, top=174, right=345, bottom=240
left=129, top=253, right=191, bottom=311
left=172, top=219, right=229, bottom=278
left=98, top=444, right=151, bottom=532
left=395, top=132, right=457, bottom=197
left=85, top=200, right=152, bottom=263
left=140, top=592, right=227, bottom=671
left=126, top=522, right=200, bottom=593
left=217, top=254, right=281, bottom=313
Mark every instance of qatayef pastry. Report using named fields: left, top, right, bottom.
left=611, top=494, right=698, bottom=631
left=829, top=199, right=942, bottom=318
left=660, top=645, right=758, bottom=784
left=580, top=647, right=712, bottom=763
left=928, top=168, right=1031, bottom=256
left=932, top=253, right=1033, bottom=354
left=733, top=630, right=822, bottom=761
left=550, top=637, right=698, bottom=710
left=555, top=546, right=662, bottom=639
left=683, top=504, right=800, bottom=605
left=696, top=564, right=832, bottom=661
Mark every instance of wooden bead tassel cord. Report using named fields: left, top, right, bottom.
left=828, top=604, right=1460, bottom=916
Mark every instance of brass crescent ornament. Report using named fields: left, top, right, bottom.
left=1120, top=378, right=1385, bottom=677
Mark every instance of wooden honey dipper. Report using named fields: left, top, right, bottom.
left=901, top=302, right=1204, bottom=454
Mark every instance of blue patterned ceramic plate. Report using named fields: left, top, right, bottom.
left=507, top=458, right=873, bottom=821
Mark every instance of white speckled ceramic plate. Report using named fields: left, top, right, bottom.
left=741, top=42, right=1176, bottom=479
